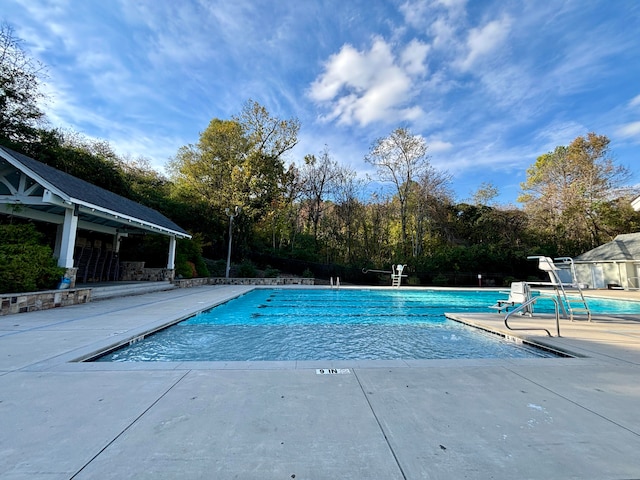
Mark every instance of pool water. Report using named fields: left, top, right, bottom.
left=96, top=288, right=640, bottom=363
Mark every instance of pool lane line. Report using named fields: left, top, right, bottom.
left=351, top=369, right=408, bottom=480
left=69, top=369, right=191, bottom=478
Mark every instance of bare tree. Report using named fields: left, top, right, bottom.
left=300, top=147, right=342, bottom=243
left=365, top=127, right=431, bottom=257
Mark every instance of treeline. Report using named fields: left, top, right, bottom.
left=2, top=23, right=639, bottom=286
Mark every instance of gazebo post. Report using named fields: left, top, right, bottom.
left=58, top=206, right=79, bottom=287
left=167, top=235, right=176, bottom=281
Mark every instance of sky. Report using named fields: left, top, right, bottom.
left=3, top=0, right=640, bottom=205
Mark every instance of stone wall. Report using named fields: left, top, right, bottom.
left=207, top=277, right=315, bottom=286
left=119, top=262, right=173, bottom=282
left=1, top=288, right=91, bottom=316
left=174, top=277, right=315, bottom=288
left=1, top=277, right=314, bottom=316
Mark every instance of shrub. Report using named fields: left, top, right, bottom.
left=174, top=253, right=193, bottom=279
left=0, top=224, right=65, bottom=293
left=204, top=258, right=227, bottom=277
left=264, top=267, right=279, bottom=278
left=302, top=268, right=314, bottom=278
left=177, top=236, right=209, bottom=277
left=237, top=259, right=257, bottom=277
left=432, top=274, right=449, bottom=286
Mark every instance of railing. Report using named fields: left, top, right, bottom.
left=628, top=276, right=640, bottom=290
left=504, top=295, right=561, bottom=337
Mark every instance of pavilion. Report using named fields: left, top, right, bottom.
left=0, top=146, right=191, bottom=287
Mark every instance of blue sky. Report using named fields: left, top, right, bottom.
left=3, top=0, right=640, bottom=204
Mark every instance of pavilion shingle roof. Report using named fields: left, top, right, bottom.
left=0, top=145, right=189, bottom=236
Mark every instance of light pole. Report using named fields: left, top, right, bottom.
left=225, top=206, right=240, bottom=279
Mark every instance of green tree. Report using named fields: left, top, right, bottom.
left=168, top=101, right=299, bottom=257
left=471, top=181, right=499, bottom=206
left=0, top=22, right=46, bottom=142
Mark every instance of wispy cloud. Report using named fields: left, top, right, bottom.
left=2, top=0, right=639, bottom=202
left=617, top=122, right=640, bottom=139
left=456, top=15, right=512, bottom=71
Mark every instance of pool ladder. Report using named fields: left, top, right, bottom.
left=330, top=277, right=340, bottom=289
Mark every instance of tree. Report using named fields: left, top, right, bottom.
left=471, top=182, right=499, bottom=206
left=168, top=101, right=300, bottom=257
left=300, top=147, right=342, bottom=244
left=519, top=132, right=633, bottom=253
left=365, top=127, right=431, bottom=258
left=0, top=23, right=46, bottom=142
left=332, top=166, right=366, bottom=265
left=410, top=164, right=452, bottom=257
left=235, top=99, right=300, bottom=159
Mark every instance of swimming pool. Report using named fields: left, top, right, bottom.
left=95, top=287, right=640, bottom=363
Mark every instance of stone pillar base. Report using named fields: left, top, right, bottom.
left=63, top=267, right=78, bottom=288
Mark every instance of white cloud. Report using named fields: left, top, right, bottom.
left=534, top=121, right=587, bottom=151
left=400, top=0, right=467, bottom=30
left=401, top=39, right=430, bottom=75
left=427, top=139, right=453, bottom=152
left=399, top=0, right=432, bottom=29
left=630, top=94, right=640, bottom=108
left=618, top=121, right=640, bottom=139
left=309, top=37, right=428, bottom=126
left=457, top=15, right=512, bottom=71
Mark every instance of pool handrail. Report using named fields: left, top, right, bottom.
left=504, top=295, right=561, bottom=337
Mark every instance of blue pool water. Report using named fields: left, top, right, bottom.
left=96, top=289, right=640, bottom=362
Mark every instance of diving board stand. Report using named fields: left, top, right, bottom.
left=391, top=264, right=407, bottom=288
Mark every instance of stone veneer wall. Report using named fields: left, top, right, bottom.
left=1, top=288, right=91, bottom=316
left=174, top=277, right=315, bottom=288
left=1, top=277, right=314, bottom=316
left=119, top=261, right=172, bottom=282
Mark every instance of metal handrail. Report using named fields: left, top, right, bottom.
left=504, top=296, right=561, bottom=337
left=628, top=276, right=640, bottom=290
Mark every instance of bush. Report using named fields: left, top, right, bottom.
left=432, top=274, right=449, bottom=286
left=204, top=258, right=227, bottom=277
left=177, top=236, right=209, bottom=277
left=174, top=254, right=193, bottom=279
left=0, top=224, right=65, bottom=293
left=302, top=268, right=314, bottom=278
left=237, top=259, right=257, bottom=277
left=264, top=266, right=280, bottom=278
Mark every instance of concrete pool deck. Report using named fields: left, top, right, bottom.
left=1, top=285, right=639, bottom=479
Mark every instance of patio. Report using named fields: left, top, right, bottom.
left=1, top=285, right=639, bottom=479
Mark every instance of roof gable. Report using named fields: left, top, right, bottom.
left=575, top=233, right=640, bottom=262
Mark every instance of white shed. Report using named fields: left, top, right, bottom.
left=573, top=233, right=640, bottom=290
